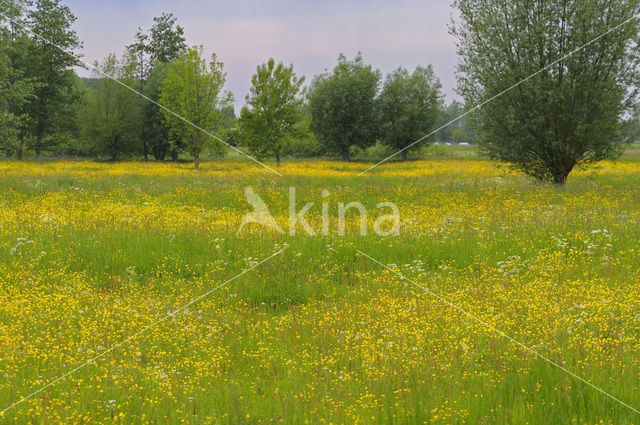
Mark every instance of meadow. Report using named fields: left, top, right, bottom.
left=1, top=156, right=640, bottom=424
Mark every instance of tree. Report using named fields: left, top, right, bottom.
left=436, top=100, right=475, bottom=144
left=143, top=62, right=171, bottom=160
left=452, top=0, right=640, bottom=185
left=283, top=102, right=322, bottom=158
left=126, top=13, right=186, bottom=160
left=309, top=53, right=380, bottom=161
left=82, top=52, right=140, bottom=160
left=148, top=13, right=187, bottom=65
left=451, top=128, right=468, bottom=144
left=25, top=0, right=81, bottom=159
left=0, top=0, right=35, bottom=159
left=378, top=66, right=442, bottom=161
left=239, top=58, right=305, bottom=165
left=0, top=38, right=18, bottom=157
left=127, top=28, right=150, bottom=86
left=159, top=46, right=233, bottom=169
left=126, top=28, right=151, bottom=159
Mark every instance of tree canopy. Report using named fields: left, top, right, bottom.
left=309, top=53, right=380, bottom=161
left=126, top=12, right=186, bottom=159
left=453, top=0, right=640, bottom=184
left=25, top=0, right=81, bottom=158
left=378, top=65, right=443, bottom=161
left=239, top=58, right=305, bottom=165
left=159, top=46, right=233, bottom=169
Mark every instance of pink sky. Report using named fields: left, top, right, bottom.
left=66, top=0, right=459, bottom=111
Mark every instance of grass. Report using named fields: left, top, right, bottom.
left=1, top=157, right=640, bottom=424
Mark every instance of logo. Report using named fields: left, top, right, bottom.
left=237, top=187, right=285, bottom=234
left=237, top=186, right=400, bottom=236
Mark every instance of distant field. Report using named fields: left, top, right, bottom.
left=1, top=160, right=640, bottom=424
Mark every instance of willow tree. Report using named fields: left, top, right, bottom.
left=378, top=66, right=443, bottom=161
left=309, top=53, right=380, bottom=162
left=452, top=0, right=640, bottom=184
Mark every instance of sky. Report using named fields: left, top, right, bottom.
left=65, top=0, right=460, bottom=112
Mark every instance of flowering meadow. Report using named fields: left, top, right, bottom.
left=1, top=159, right=640, bottom=424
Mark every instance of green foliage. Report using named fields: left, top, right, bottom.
left=147, top=13, right=187, bottom=65
left=159, top=46, right=233, bottom=169
left=358, top=141, right=394, bottom=161
left=239, top=58, right=305, bottom=164
left=25, top=0, right=82, bottom=158
left=126, top=13, right=186, bottom=160
left=437, top=100, right=475, bottom=143
left=453, top=0, right=640, bottom=184
left=0, top=0, right=35, bottom=158
left=309, top=53, right=380, bottom=161
left=81, top=52, right=140, bottom=160
left=282, top=106, right=323, bottom=158
left=126, top=12, right=186, bottom=85
left=378, top=65, right=442, bottom=161
left=143, top=62, right=171, bottom=160
left=451, top=128, right=468, bottom=144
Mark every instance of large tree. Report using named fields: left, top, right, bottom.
left=26, top=0, right=81, bottom=159
left=159, top=46, right=233, bottom=169
left=452, top=0, right=640, bottom=185
left=0, top=0, right=34, bottom=158
left=309, top=53, right=380, bottom=161
left=239, top=58, right=305, bottom=165
left=126, top=13, right=186, bottom=160
left=378, top=65, right=442, bottom=161
left=143, top=62, right=171, bottom=160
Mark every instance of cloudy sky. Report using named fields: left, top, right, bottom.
left=65, top=0, right=459, bottom=111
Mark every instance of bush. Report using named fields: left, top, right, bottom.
left=356, top=141, right=394, bottom=160
left=283, top=133, right=323, bottom=158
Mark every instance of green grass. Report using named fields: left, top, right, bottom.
left=1, top=158, right=640, bottom=424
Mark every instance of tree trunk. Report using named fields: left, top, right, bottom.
left=553, top=173, right=568, bottom=186
left=552, top=160, right=575, bottom=186
left=401, top=150, right=408, bottom=162
left=172, top=150, right=178, bottom=162
left=194, top=155, right=199, bottom=170
left=342, top=146, right=350, bottom=162
left=552, top=168, right=571, bottom=186
left=276, top=149, right=281, bottom=166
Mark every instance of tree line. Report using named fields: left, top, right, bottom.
left=1, top=0, right=640, bottom=183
